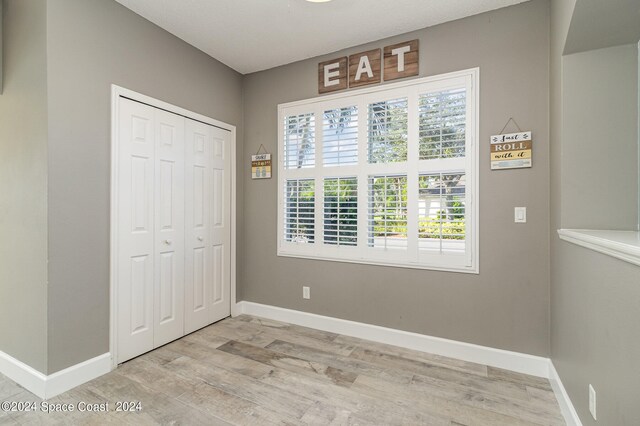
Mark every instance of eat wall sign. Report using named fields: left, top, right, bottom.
left=318, top=40, right=419, bottom=94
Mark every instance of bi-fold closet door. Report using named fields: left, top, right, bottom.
left=116, top=97, right=230, bottom=364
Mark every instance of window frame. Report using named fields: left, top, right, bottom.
left=277, top=68, right=479, bottom=274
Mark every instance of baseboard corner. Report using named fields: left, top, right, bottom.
left=0, top=351, right=112, bottom=400
left=548, top=360, right=583, bottom=426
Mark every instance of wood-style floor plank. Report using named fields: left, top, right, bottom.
left=0, top=315, right=564, bottom=425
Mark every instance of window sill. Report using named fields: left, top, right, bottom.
left=277, top=249, right=479, bottom=274
left=557, top=229, right=640, bottom=267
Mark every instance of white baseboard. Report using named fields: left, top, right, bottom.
left=0, top=351, right=112, bottom=399
left=549, top=361, right=583, bottom=426
left=0, top=351, right=47, bottom=398
left=45, top=353, right=112, bottom=399
left=237, top=301, right=549, bottom=377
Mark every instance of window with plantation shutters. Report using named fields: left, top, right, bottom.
left=278, top=69, right=478, bottom=273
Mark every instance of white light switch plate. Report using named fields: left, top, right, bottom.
left=303, top=286, right=310, bottom=300
left=515, top=207, right=527, bottom=223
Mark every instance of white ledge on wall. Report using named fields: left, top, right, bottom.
left=558, top=229, right=640, bottom=267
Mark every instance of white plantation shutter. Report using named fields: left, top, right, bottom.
left=284, top=179, right=315, bottom=243
left=368, top=175, right=408, bottom=249
left=419, top=88, right=466, bottom=160
left=368, top=98, right=408, bottom=163
left=323, top=106, right=358, bottom=166
left=284, top=113, right=315, bottom=169
left=323, top=177, right=358, bottom=246
left=278, top=69, right=478, bottom=272
left=418, top=173, right=466, bottom=253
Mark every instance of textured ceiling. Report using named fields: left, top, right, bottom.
left=115, top=0, right=530, bottom=74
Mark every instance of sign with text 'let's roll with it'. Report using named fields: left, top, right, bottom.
left=318, top=40, right=419, bottom=94
left=490, top=131, right=532, bottom=170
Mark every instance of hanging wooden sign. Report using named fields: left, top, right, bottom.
left=490, top=131, right=532, bottom=170
left=318, top=40, right=419, bottom=94
left=252, top=145, right=272, bottom=179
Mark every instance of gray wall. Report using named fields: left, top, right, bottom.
left=552, top=243, right=640, bottom=425
left=45, top=0, right=244, bottom=373
left=550, top=0, right=640, bottom=424
left=0, top=0, right=48, bottom=374
left=562, top=44, right=638, bottom=229
left=241, top=0, right=551, bottom=356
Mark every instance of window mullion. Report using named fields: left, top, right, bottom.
left=357, top=98, right=368, bottom=257
left=465, top=76, right=475, bottom=266
left=313, top=105, right=323, bottom=249
left=406, top=91, right=419, bottom=262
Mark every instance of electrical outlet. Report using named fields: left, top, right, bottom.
left=589, top=384, right=597, bottom=420
left=303, top=286, right=310, bottom=300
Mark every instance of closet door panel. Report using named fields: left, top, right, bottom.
left=184, top=119, right=213, bottom=333
left=209, top=127, right=231, bottom=322
left=117, top=98, right=155, bottom=363
left=153, top=109, right=185, bottom=348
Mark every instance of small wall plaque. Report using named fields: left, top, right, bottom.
left=490, top=131, right=532, bottom=170
left=252, top=145, right=272, bottom=179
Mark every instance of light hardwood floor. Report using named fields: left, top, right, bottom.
left=0, top=315, right=564, bottom=425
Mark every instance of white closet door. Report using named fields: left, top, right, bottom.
left=209, top=126, right=231, bottom=323
left=117, top=98, right=155, bottom=362
left=153, top=109, right=185, bottom=348
left=184, top=119, right=213, bottom=333
left=185, top=120, right=231, bottom=333
left=116, top=96, right=232, bottom=362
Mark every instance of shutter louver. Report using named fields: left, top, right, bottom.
left=368, top=98, right=408, bottom=164
left=284, top=179, right=315, bottom=243
left=323, top=177, right=358, bottom=246
left=284, top=113, right=315, bottom=169
left=368, top=175, right=408, bottom=249
left=419, top=89, right=466, bottom=160
left=418, top=173, right=466, bottom=253
left=323, top=106, right=358, bottom=166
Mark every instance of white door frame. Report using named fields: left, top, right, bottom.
left=109, top=85, right=238, bottom=370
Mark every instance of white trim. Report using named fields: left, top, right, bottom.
left=236, top=301, right=548, bottom=377
left=0, top=351, right=111, bottom=399
left=549, top=361, right=583, bottom=426
left=558, top=229, right=640, bottom=267
left=110, top=85, right=238, bottom=368
left=0, top=351, right=46, bottom=398
left=45, top=354, right=112, bottom=399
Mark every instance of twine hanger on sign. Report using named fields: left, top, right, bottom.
left=498, top=117, right=523, bottom=135
left=255, top=144, right=268, bottom=155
